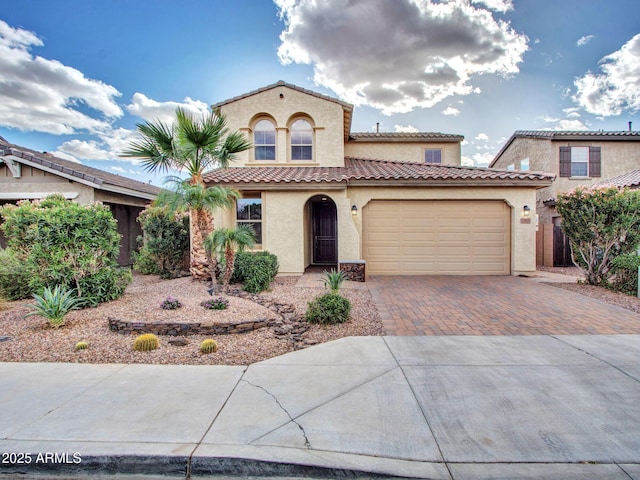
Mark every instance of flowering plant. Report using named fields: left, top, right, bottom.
left=202, top=297, right=229, bottom=310
left=160, top=296, right=182, bottom=310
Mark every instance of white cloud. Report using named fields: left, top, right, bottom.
left=49, top=150, right=81, bottom=163
left=275, top=0, right=528, bottom=114
left=470, top=0, right=513, bottom=13
left=110, top=166, right=125, bottom=173
left=462, top=152, right=493, bottom=167
left=394, top=124, right=419, bottom=133
left=55, top=128, right=141, bottom=162
left=540, top=113, right=588, bottom=131
left=555, top=119, right=589, bottom=130
left=475, top=132, right=489, bottom=142
left=563, top=107, right=581, bottom=118
left=0, top=20, right=122, bottom=135
left=442, top=106, right=460, bottom=116
left=574, top=34, right=640, bottom=116
left=577, top=35, right=595, bottom=47
left=126, top=93, right=210, bottom=124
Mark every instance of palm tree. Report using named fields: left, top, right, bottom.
left=205, top=224, right=256, bottom=292
left=122, top=107, right=251, bottom=280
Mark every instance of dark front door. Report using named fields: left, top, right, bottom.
left=312, top=201, right=337, bottom=264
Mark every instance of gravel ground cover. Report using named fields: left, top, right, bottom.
left=0, top=273, right=383, bottom=365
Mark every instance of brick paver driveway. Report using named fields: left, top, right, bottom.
left=368, top=275, right=640, bottom=335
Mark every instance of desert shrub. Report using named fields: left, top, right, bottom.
left=75, top=341, right=89, bottom=351
left=200, top=338, right=218, bottom=354
left=202, top=297, right=229, bottom=310
left=0, top=194, right=130, bottom=305
left=556, top=186, right=640, bottom=286
left=0, top=247, right=33, bottom=300
left=231, top=251, right=279, bottom=293
left=610, top=252, right=640, bottom=294
left=305, top=293, right=351, bottom=325
left=132, top=245, right=161, bottom=275
left=133, top=333, right=159, bottom=352
left=24, top=285, right=84, bottom=328
left=135, top=206, right=189, bottom=279
left=160, top=296, right=182, bottom=310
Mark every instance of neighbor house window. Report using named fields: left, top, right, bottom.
left=236, top=194, right=262, bottom=244
left=559, top=146, right=601, bottom=178
left=520, top=158, right=530, bottom=171
left=291, top=119, right=313, bottom=160
left=424, top=149, right=442, bottom=164
left=254, top=119, right=276, bottom=161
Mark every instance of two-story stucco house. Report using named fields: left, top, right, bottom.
left=205, top=81, right=554, bottom=278
left=490, top=130, right=640, bottom=266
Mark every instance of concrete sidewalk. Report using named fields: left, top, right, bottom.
left=1, top=335, right=640, bottom=479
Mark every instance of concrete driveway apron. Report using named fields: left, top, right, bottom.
left=368, top=275, right=640, bottom=335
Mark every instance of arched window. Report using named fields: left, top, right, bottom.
left=290, top=119, right=313, bottom=161
left=254, top=119, right=276, bottom=161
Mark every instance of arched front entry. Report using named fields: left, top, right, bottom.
left=305, top=195, right=338, bottom=266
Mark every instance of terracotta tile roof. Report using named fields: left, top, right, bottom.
left=0, top=137, right=162, bottom=199
left=597, top=169, right=640, bottom=189
left=491, top=129, right=640, bottom=167
left=203, top=157, right=554, bottom=187
left=349, top=132, right=463, bottom=142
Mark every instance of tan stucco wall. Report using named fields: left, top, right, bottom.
left=494, top=137, right=640, bottom=224
left=218, top=85, right=347, bottom=167
left=0, top=163, right=95, bottom=203
left=215, top=185, right=539, bottom=276
left=345, top=141, right=461, bottom=165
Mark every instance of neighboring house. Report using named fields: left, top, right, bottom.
left=490, top=130, right=640, bottom=266
left=204, top=81, right=554, bottom=278
left=0, top=136, right=161, bottom=265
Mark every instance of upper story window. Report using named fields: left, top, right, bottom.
left=290, top=119, right=313, bottom=161
left=559, top=146, right=601, bottom=178
left=254, top=119, right=276, bottom=161
left=520, top=158, right=530, bottom=171
left=424, top=149, right=442, bottom=164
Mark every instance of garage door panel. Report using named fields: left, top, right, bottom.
left=363, top=200, right=510, bottom=275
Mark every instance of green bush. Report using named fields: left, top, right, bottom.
left=611, top=252, right=640, bottom=294
left=305, top=293, right=351, bottom=325
left=135, top=206, right=189, bottom=279
left=232, top=251, right=279, bottom=293
left=0, top=195, right=130, bottom=305
left=0, top=248, right=33, bottom=300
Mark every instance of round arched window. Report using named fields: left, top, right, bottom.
left=254, top=119, right=276, bottom=161
left=290, top=119, right=312, bottom=161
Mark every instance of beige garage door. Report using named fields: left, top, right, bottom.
left=363, top=200, right=511, bottom=275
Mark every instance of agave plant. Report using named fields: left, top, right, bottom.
left=321, top=269, right=346, bottom=294
left=24, top=285, right=84, bottom=328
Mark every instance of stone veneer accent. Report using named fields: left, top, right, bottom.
left=339, top=260, right=366, bottom=282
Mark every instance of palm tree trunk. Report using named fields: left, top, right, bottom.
left=223, top=247, right=235, bottom=292
left=189, top=207, right=214, bottom=280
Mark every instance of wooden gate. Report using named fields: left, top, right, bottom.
left=553, top=226, right=573, bottom=267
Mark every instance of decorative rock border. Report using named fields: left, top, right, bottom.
left=339, top=260, right=366, bottom=282
left=108, top=286, right=313, bottom=348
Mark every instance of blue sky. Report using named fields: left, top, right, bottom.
left=1, top=0, right=639, bottom=186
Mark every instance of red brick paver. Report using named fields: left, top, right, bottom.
left=368, top=276, right=640, bottom=336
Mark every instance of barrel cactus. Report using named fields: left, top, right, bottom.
left=133, top=333, right=159, bottom=352
left=75, top=341, right=89, bottom=351
left=200, top=339, right=218, bottom=354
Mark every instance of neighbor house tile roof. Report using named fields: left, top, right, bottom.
left=0, top=136, right=162, bottom=199
left=203, top=157, right=554, bottom=187
left=597, top=169, right=640, bottom=189
left=349, top=132, right=464, bottom=142
left=491, top=130, right=640, bottom=167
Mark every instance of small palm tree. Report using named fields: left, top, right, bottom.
left=322, top=269, right=346, bottom=294
left=122, top=107, right=251, bottom=280
left=205, top=225, right=256, bottom=292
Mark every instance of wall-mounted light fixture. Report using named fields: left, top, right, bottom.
left=523, top=205, right=531, bottom=218
left=351, top=205, right=358, bottom=216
